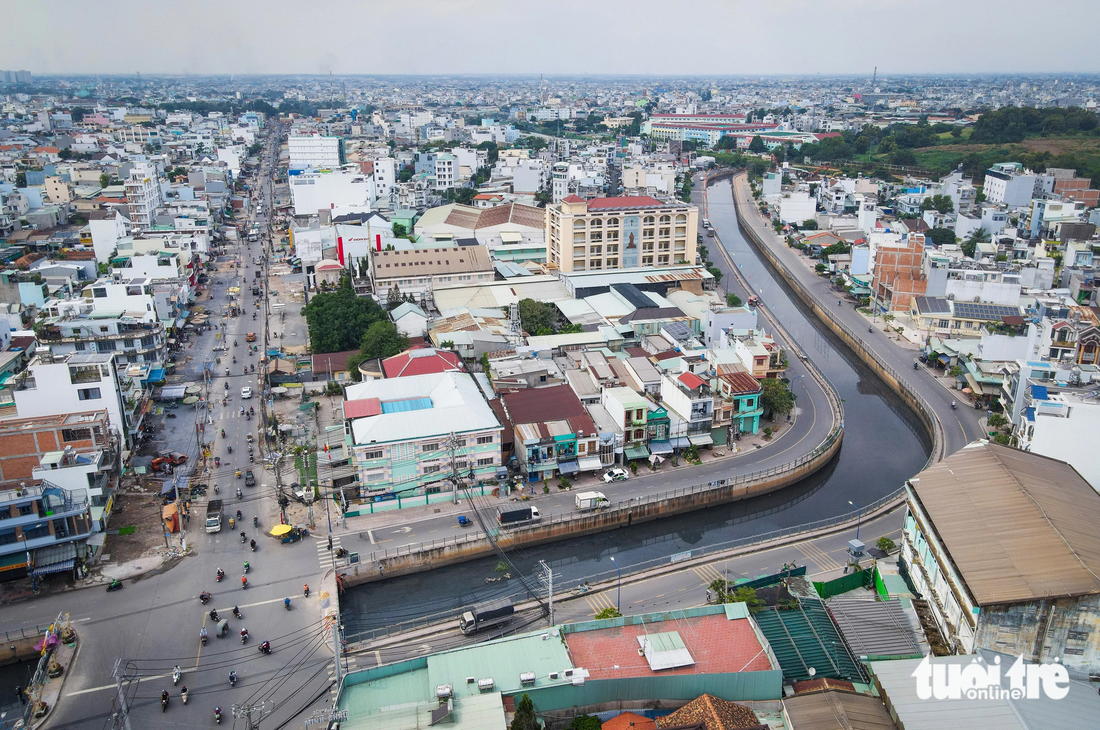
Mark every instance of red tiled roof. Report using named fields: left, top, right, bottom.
left=587, top=195, right=663, bottom=210
left=382, top=348, right=462, bottom=378
left=719, top=371, right=762, bottom=395
left=603, top=713, right=657, bottom=730
left=343, top=397, right=381, bottom=419
left=678, top=371, right=707, bottom=390
left=311, top=349, right=360, bottom=375
left=561, top=195, right=586, bottom=204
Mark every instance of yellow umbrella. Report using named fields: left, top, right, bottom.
left=269, top=524, right=292, bottom=536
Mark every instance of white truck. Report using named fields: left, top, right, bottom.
left=574, top=491, right=609, bottom=512
left=205, top=499, right=223, bottom=533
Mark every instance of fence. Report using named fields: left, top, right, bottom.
left=814, top=569, right=874, bottom=599
left=345, top=485, right=906, bottom=644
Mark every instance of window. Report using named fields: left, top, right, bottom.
left=74, top=342, right=86, bottom=351
left=423, top=464, right=441, bottom=474
left=633, top=429, right=644, bottom=440
left=421, top=443, right=440, bottom=452
left=477, top=435, right=494, bottom=445
left=78, top=388, right=101, bottom=401
left=477, top=457, right=494, bottom=466
left=361, top=449, right=383, bottom=460
left=19, top=504, right=35, bottom=516
left=22, top=524, right=51, bottom=540
left=454, top=439, right=466, bottom=448
left=62, top=427, right=92, bottom=443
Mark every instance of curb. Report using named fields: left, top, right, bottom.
left=32, top=630, right=81, bottom=730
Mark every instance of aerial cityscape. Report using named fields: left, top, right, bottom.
left=1, top=4, right=1100, bottom=730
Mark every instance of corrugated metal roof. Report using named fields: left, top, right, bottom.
left=909, top=442, right=1100, bottom=605
left=753, top=599, right=865, bottom=683
left=783, top=690, right=897, bottom=730
left=826, top=598, right=923, bottom=658
left=426, top=632, right=573, bottom=698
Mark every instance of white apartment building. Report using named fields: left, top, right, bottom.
left=372, top=158, right=397, bottom=204
left=983, top=162, right=1054, bottom=208
left=434, top=153, right=456, bottom=191
left=88, top=210, right=131, bottom=263
left=289, top=133, right=343, bottom=170
left=124, top=163, right=162, bottom=229
left=289, top=168, right=375, bottom=217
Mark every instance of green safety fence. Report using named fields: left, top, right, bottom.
left=813, top=569, right=874, bottom=600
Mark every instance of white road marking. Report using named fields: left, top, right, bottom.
left=67, top=673, right=169, bottom=697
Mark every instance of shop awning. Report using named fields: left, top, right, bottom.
left=32, top=558, right=74, bottom=577
left=937, top=354, right=951, bottom=365
left=688, top=434, right=714, bottom=447
left=160, top=385, right=187, bottom=400
left=558, top=460, right=580, bottom=475
left=648, top=441, right=674, bottom=455
left=0, top=553, right=28, bottom=573
left=624, top=445, right=649, bottom=460
left=577, top=456, right=603, bottom=472
left=670, top=437, right=691, bottom=449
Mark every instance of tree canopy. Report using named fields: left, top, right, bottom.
left=760, top=378, right=795, bottom=417
left=926, top=228, right=957, bottom=247
left=518, top=298, right=559, bottom=336
left=302, top=276, right=389, bottom=353
left=921, top=194, right=955, bottom=214
left=359, top=320, right=409, bottom=361
left=970, top=106, right=1098, bottom=143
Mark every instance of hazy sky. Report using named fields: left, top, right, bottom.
left=5, top=0, right=1100, bottom=77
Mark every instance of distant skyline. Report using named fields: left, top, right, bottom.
left=5, top=0, right=1100, bottom=77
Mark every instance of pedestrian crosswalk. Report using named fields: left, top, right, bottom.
left=328, top=655, right=359, bottom=696
left=582, top=591, right=618, bottom=617
left=315, top=533, right=343, bottom=569
left=797, top=541, right=844, bottom=572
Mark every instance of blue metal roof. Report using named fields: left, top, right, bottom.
left=1031, top=384, right=1048, bottom=400
left=380, top=397, right=433, bottom=414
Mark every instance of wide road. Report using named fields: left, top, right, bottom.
left=350, top=508, right=906, bottom=667
left=41, top=126, right=338, bottom=730
left=727, top=173, right=986, bottom=453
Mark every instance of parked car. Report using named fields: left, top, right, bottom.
left=602, top=468, right=629, bottom=483
left=241, top=387, right=253, bottom=399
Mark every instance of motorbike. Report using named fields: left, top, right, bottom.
left=236, top=469, right=242, bottom=479
left=240, top=531, right=247, bottom=543
left=240, top=629, right=249, bottom=644
left=253, top=313, right=256, bottom=319
left=216, top=570, right=224, bottom=583
left=253, top=516, right=259, bottom=527
left=221, top=429, right=226, bottom=438
left=106, top=579, right=123, bottom=592
left=172, top=666, right=181, bottom=685
left=259, top=642, right=271, bottom=655
left=249, top=453, right=254, bottom=463
left=200, top=628, right=208, bottom=645
left=224, top=382, right=229, bottom=391
left=232, top=356, right=236, bottom=364
left=241, top=576, right=248, bottom=589
left=868, top=325, right=873, bottom=333
left=303, top=584, right=310, bottom=598
left=181, top=688, right=188, bottom=705
left=233, top=606, right=243, bottom=619
left=199, top=591, right=212, bottom=604
left=914, top=362, right=919, bottom=370
left=951, top=401, right=957, bottom=410
left=284, top=597, right=291, bottom=610
left=214, top=483, right=221, bottom=494
left=250, top=364, right=255, bottom=372
left=246, top=413, right=250, bottom=421
left=244, top=561, right=250, bottom=573
left=161, top=692, right=169, bottom=712
left=250, top=540, right=256, bottom=551
left=166, top=413, right=176, bottom=418
left=227, top=445, right=232, bottom=454
left=229, top=672, right=237, bottom=687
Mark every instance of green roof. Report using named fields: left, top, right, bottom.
left=753, top=598, right=864, bottom=683
left=427, top=632, right=572, bottom=699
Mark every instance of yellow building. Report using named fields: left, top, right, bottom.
left=547, top=195, right=699, bottom=273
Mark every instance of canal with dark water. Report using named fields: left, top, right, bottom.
left=342, top=178, right=930, bottom=637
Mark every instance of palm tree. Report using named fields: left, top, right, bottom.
left=962, top=227, right=990, bottom=258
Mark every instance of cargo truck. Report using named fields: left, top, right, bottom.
left=458, top=598, right=515, bottom=635
left=574, top=491, right=609, bottom=512
left=205, top=500, right=223, bottom=533
left=497, top=506, right=541, bottom=527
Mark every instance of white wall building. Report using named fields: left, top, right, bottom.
left=124, top=162, right=162, bottom=229
left=289, top=168, right=374, bottom=217
left=778, top=192, right=816, bottom=224
left=289, top=133, right=342, bottom=170
left=89, top=210, right=130, bottom=263
left=372, top=158, right=397, bottom=205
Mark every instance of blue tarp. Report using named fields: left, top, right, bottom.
left=1031, top=384, right=1048, bottom=400
left=937, top=354, right=951, bottom=364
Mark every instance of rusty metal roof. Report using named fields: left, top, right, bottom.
left=909, top=442, right=1100, bottom=605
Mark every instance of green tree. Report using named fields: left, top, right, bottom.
left=594, top=607, right=622, bottom=620
left=920, top=194, right=955, bottom=214
left=15, top=171, right=27, bottom=188
left=452, top=187, right=476, bottom=205
left=876, top=537, right=896, bottom=553
left=359, top=321, right=409, bottom=360
left=248, top=142, right=263, bottom=156
left=302, top=276, right=388, bottom=353
left=726, top=293, right=743, bottom=307
left=391, top=223, right=407, bottom=238
left=572, top=716, right=601, bottom=730
left=801, top=219, right=817, bottom=230
left=760, top=378, right=794, bottom=417
left=926, top=228, right=957, bottom=247
left=510, top=695, right=540, bottom=730
left=518, top=298, right=558, bottom=335
left=99, top=173, right=110, bottom=189
left=961, top=227, right=991, bottom=258
left=748, top=135, right=766, bottom=153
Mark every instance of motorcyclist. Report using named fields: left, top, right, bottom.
left=210, top=608, right=219, bottom=622
left=221, top=429, right=226, bottom=438
left=227, top=444, right=233, bottom=454
left=181, top=686, right=188, bottom=704
left=250, top=539, right=256, bottom=551
left=161, top=689, right=169, bottom=706
left=244, top=560, right=250, bottom=572
left=253, top=515, right=258, bottom=527
left=236, top=509, right=243, bottom=521
left=229, top=671, right=237, bottom=686
left=241, top=575, right=248, bottom=588
left=303, top=584, right=309, bottom=597
left=232, top=605, right=242, bottom=618
left=199, top=627, right=208, bottom=644
left=260, top=640, right=271, bottom=654
left=240, top=628, right=249, bottom=642
left=284, top=597, right=291, bottom=610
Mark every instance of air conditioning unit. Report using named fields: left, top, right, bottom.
left=477, top=678, right=494, bottom=692
left=548, top=672, right=560, bottom=680
left=465, top=677, right=476, bottom=685
left=520, top=672, right=536, bottom=686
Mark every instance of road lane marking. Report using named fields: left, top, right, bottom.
left=367, top=530, right=376, bottom=544
left=68, top=672, right=170, bottom=697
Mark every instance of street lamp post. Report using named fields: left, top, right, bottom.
left=609, top=556, right=621, bottom=614
left=848, top=500, right=862, bottom=541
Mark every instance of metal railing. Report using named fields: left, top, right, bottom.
left=725, top=173, right=945, bottom=467
left=345, top=484, right=905, bottom=645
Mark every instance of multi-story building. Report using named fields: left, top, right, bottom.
left=11, top=353, right=148, bottom=449
left=124, top=162, right=162, bottom=229
left=502, top=385, right=602, bottom=482
left=601, top=386, right=650, bottom=462
left=983, top=162, right=1054, bottom=208
left=0, top=410, right=115, bottom=493
left=1049, top=167, right=1100, bottom=207
left=372, top=158, right=397, bottom=205
left=289, top=132, right=343, bottom=170
left=659, top=368, right=714, bottom=441
left=289, top=167, right=374, bottom=217
left=714, top=366, right=763, bottom=437
left=0, top=482, right=95, bottom=579
left=36, top=313, right=166, bottom=368
left=547, top=195, right=699, bottom=273
left=901, top=442, right=1100, bottom=676
left=342, top=372, right=502, bottom=499
left=370, top=245, right=494, bottom=307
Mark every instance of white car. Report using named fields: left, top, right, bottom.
left=240, top=387, right=253, bottom=399
left=602, top=468, right=629, bottom=483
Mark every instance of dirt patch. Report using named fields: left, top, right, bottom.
left=912, top=598, right=952, bottom=656
left=103, top=493, right=178, bottom=564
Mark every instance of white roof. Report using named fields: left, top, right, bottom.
left=346, top=372, right=500, bottom=445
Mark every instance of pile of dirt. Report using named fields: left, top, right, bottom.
left=104, top=493, right=176, bottom=564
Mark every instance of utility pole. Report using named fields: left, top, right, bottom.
left=446, top=431, right=462, bottom=505
left=111, top=659, right=133, bottom=730
left=232, top=699, right=270, bottom=730
left=538, top=560, right=556, bottom=627
left=330, top=613, right=344, bottom=690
